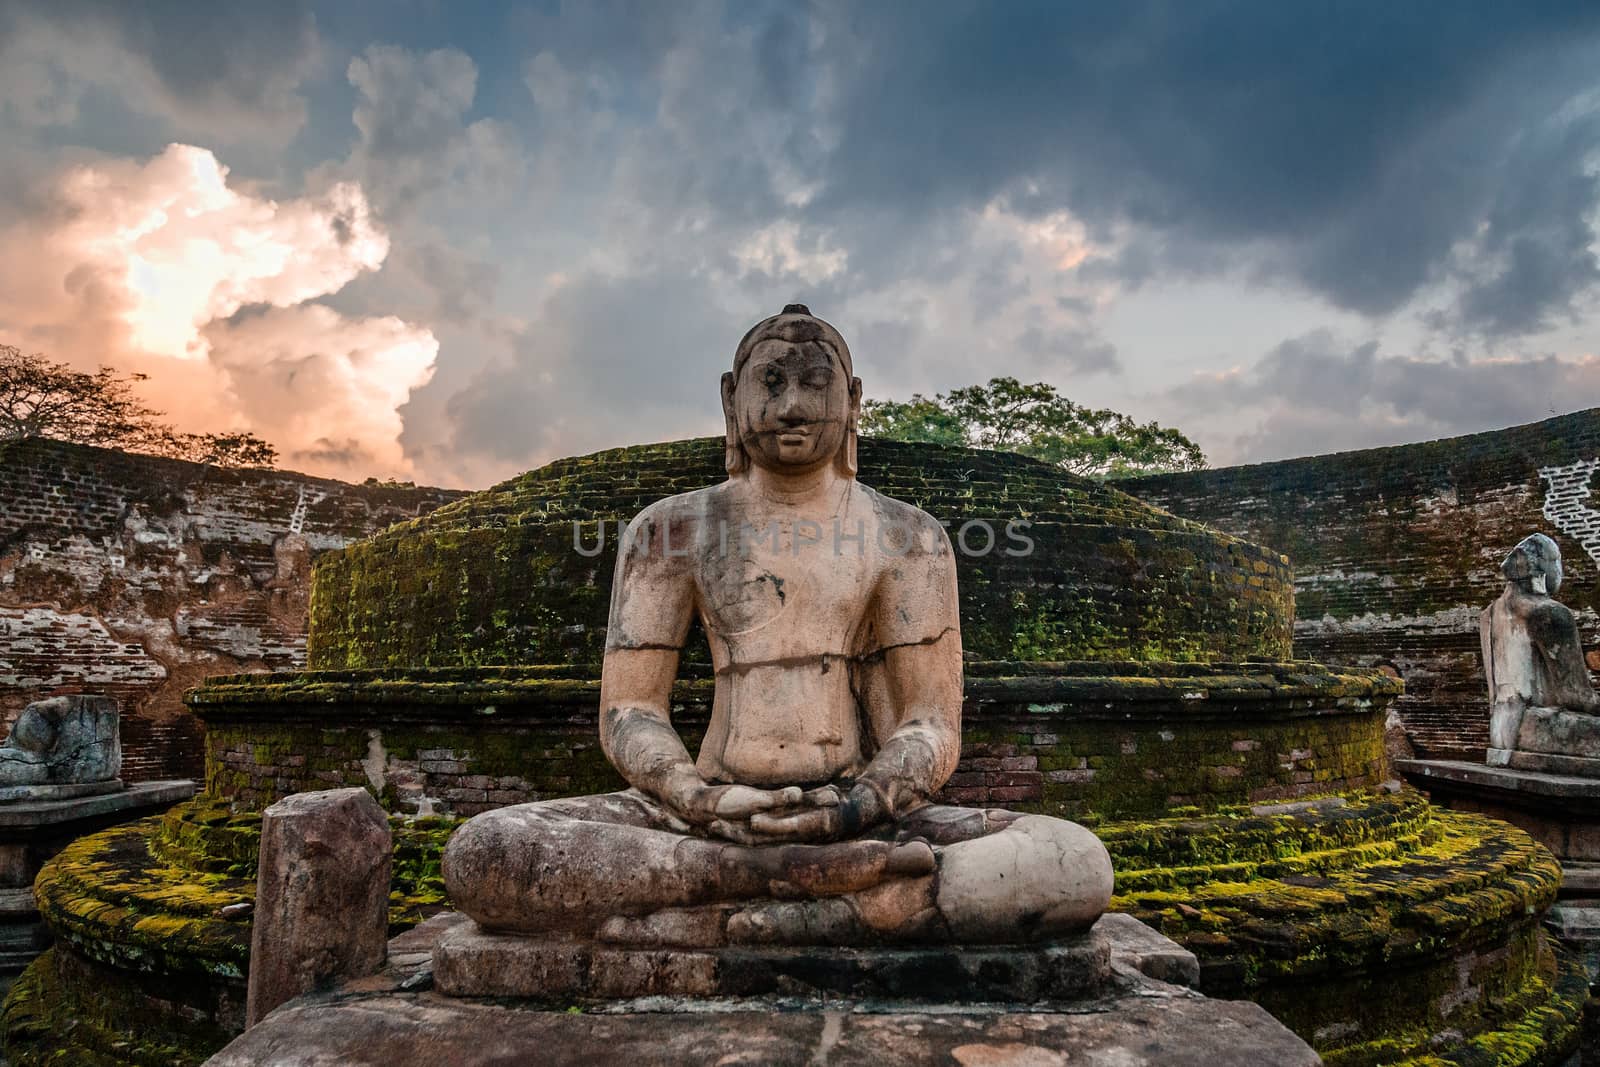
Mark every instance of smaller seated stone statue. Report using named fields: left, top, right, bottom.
left=0, top=695, right=123, bottom=799
left=1482, top=534, right=1600, bottom=774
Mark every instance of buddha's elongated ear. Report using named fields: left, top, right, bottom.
left=721, top=371, right=746, bottom=475
left=837, top=375, right=863, bottom=477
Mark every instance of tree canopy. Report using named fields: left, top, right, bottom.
left=859, top=376, right=1204, bottom=479
left=0, top=344, right=277, bottom=469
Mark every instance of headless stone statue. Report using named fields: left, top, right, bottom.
left=1483, top=533, right=1600, bottom=775
left=443, top=306, right=1114, bottom=947
left=0, top=695, right=123, bottom=798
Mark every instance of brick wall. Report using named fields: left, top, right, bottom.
left=1124, top=408, right=1600, bottom=759
left=192, top=662, right=1395, bottom=820
left=0, top=439, right=464, bottom=781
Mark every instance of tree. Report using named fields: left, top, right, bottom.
left=860, top=376, right=1205, bottom=479
left=0, top=344, right=277, bottom=468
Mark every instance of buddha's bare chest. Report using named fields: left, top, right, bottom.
left=694, top=538, right=876, bottom=651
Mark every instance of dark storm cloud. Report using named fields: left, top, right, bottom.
left=809, top=1, right=1600, bottom=330
left=1016, top=324, right=1118, bottom=375
left=1, top=0, right=320, bottom=139
left=1450, top=111, right=1600, bottom=338
left=444, top=270, right=734, bottom=464
left=1177, top=330, right=1600, bottom=460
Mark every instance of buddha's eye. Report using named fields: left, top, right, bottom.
left=803, top=368, right=833, bottom=389
left=762, top=368, right=784, bottom=389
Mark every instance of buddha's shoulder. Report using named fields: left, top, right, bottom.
left=855, top=482, right=942, bottom=528
left=625, top=483, right=730, bottom=526
left=854, top=484, right=951, bottom=563
left=1525, top=595, right=1581, bottom=631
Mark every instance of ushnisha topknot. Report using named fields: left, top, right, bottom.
left=732, top=304, right=854, bottom=380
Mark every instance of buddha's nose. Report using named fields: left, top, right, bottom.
left=777, top=388, right=808, bottom=424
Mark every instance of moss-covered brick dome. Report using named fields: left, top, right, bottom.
left=308, top=437, right=1293, bottom=670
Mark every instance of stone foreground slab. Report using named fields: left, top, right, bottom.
left=213, top=911, right=1312, bottom=1065
left=210, top=992, right=1321, bottom=1067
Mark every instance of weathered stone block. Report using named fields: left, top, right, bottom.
left=246, top=787, right=392, bottom=1027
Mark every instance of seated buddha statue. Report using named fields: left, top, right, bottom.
left=1483, top=532, right=1600, bottom=771
left=442, top=305, right=1114, bottom=946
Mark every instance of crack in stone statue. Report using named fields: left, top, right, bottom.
left=0, top=695, right=123, bottom=800
left=442, top=306, right=1114, bottom=947
left=1483, top=533, right=1600, bottom=775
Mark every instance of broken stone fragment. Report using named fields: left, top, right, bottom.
left=246, top=787, right=392, bottom=1027
left=0, top=695, right=121, bottom=789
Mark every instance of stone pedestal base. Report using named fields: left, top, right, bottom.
left=433, top=912, right=1198, bottom=1004
left=1400, top=756, right=1600, bottom=1063
left=1397, top=759, right=1600, bottom=863
left=1488, top=705, right=1600, bottom=777
left=0, top=779, right=194, bottom=994
left=1488, top=748, right=1600, bottom=777
left=210, top=912, right=1316, bottom=1067
left=0, top=779, right=124, bottom=804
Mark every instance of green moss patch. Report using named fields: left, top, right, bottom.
left=1116, top=810, right=1559, bottom=992
left=0, top=948, right=236, bottom=1067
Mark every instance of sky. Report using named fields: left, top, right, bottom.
left=3, top=1, right=1600, bottom=488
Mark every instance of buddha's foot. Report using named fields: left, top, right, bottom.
left=732, top=815, right=1114, bottom=945
left=723, top=837, right=935, bottom=899
left=596, top=872, right=942, bottom=948
left=728, top=873, right=943, bottom=945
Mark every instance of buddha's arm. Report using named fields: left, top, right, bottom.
left=1529, top=602, right=1600, bottom=713
left=851, top=530, right=964, bottom=825
left=600, top=646, right=701, bottom=807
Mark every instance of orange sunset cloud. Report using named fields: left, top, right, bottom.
left=0, top=143, right=437, bottom=481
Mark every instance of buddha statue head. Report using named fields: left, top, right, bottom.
left=720, top=304, right=863, bottom=478
left=1503, top=532, right=1563, bottom=596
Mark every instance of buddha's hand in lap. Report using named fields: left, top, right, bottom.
left=706, top=782, right=890, bottom=846
left=662, top=779, right=804, bottom=836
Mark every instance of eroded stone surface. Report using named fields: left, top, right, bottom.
left=246, top=787, right=392, bottom=1026
left=0, top=695, right=120, bottom=792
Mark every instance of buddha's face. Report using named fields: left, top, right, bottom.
left=726, top=338, right=856, bottom=474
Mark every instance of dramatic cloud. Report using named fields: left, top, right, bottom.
left=4, top=3, right=1600, bottom=487
left=0, top=1, right=319, bottom=143
left=1171, top=330, right=1600, bottom=461
left=811, top=2, right=1600, bottom=329
left=0, top=144, right=436, bottom=481
left=205, top=305, right=438, bottom=480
